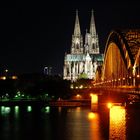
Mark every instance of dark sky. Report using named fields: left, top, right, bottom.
left=1, top=0, right=140, bottom=75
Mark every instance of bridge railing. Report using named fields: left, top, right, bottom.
left=95, top=73, right=140, bottom=88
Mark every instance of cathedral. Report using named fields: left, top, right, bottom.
left=63, top=10, right=103, bottom=81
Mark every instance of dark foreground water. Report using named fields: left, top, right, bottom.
left=0, top=105, right=140, bottom=140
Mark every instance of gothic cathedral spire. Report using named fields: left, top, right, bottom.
left=63, top=10, right=103, bottom=81
left=71, top=10, right=83, bottom=54
left=74, top=10, right=81, bottom=36
left=90, top=10, right=96, bottom=36
left=89, top=10, right=99, bottom=54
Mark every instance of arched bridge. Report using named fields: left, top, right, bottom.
left=95, top=29, right=140, bottom=90
left=71, top=30, right=140, bottom=102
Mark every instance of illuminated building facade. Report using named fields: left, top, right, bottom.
left=63, top=10, right=103, bottom=81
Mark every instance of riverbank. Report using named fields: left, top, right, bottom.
left=0, top=99, right=91, bottom=107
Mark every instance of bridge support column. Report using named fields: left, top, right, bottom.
left=90, top=94, right=98, bottom=112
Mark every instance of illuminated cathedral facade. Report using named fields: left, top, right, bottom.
left=63, top=10, right=103, bottom=81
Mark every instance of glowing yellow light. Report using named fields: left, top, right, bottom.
left=1, top=76, right=6, bottom=80
left=88, top=112, right=96, bottom=120
left=137, top=75, right=140, bottom=78
left=90, top=94, right=98, bottom=104
left=107, top=102, right=113, bottom=109
left=79, top=85, right=83, bottom=89
left=77, top=94, right=80, bottom=97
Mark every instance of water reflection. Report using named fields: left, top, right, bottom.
left=1, top=106, right=11, bottom=115
left=27, top=106, right=32, bottom=112
left=58, top=107, right=62, bottom=113
left=1, top=105, right=140, bottom=140
left=109, top=106, right=126, bottom=140
left=14, top=106, right=19, bottom=118
left=88, top=112, right=102, bottom=140
left=44, top=106, right=50, bottom=113
left=1, top=106, right=5, bottom=115
left=88, top=112, right=96, bottom=120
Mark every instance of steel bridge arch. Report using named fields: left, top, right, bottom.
left=102, top=29, right=140, bottom=84
left=134, top=48, right=140, bottom=67
left=134, top=48, right=140, bottom=76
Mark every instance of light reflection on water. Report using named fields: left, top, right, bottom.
left=109, top=106, right=126, bottom=140
left=88, top=112, right=102, bottom=140
left=27, top=105, right=32, bottom=112
left=0, top=105, right=140, bottom=140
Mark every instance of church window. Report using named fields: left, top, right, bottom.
left=76, top=43, right=79, bottom=49
left=92, top=44, right=95, bottom=50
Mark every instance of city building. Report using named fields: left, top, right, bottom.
left=63, top=10, right=103, bottom=81
left=44, top=67, right=52, bottom=75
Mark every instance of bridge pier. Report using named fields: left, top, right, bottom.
left=90, top=94, right=98, bottom=112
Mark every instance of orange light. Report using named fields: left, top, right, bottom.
left=76, top=94, right=81, bottom=99
left=76, top=94, right=80, bottom=97
left=107, top=102, right=113, bottom=109
left=12, top=76, right=18, bottom=80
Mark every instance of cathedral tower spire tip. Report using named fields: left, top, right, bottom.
left=74, top=9, right=81, bottom=36
left=90, top=9, right=96, bottom=36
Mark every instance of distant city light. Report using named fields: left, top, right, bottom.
left=70, top=84, right=74, bottom=89
left=76, top=94, right=82, bottom=99
left=12, top=76, right=18, bottom=80
left=0, top=76, right=6, bottom=80
left=44, top=66, right=52, bottom=75
left=79, top=85, right=83, bottom=89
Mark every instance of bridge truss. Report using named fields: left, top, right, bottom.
left=96, top=29, right=140, bottom=88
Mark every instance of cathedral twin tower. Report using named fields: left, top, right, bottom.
left=63, top=10, right=103, bottom=81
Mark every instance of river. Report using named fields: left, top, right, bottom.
left=0, top=105, right=140, bottom=140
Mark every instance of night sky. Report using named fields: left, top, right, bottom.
left=1, top=0, right=140, bottom=75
